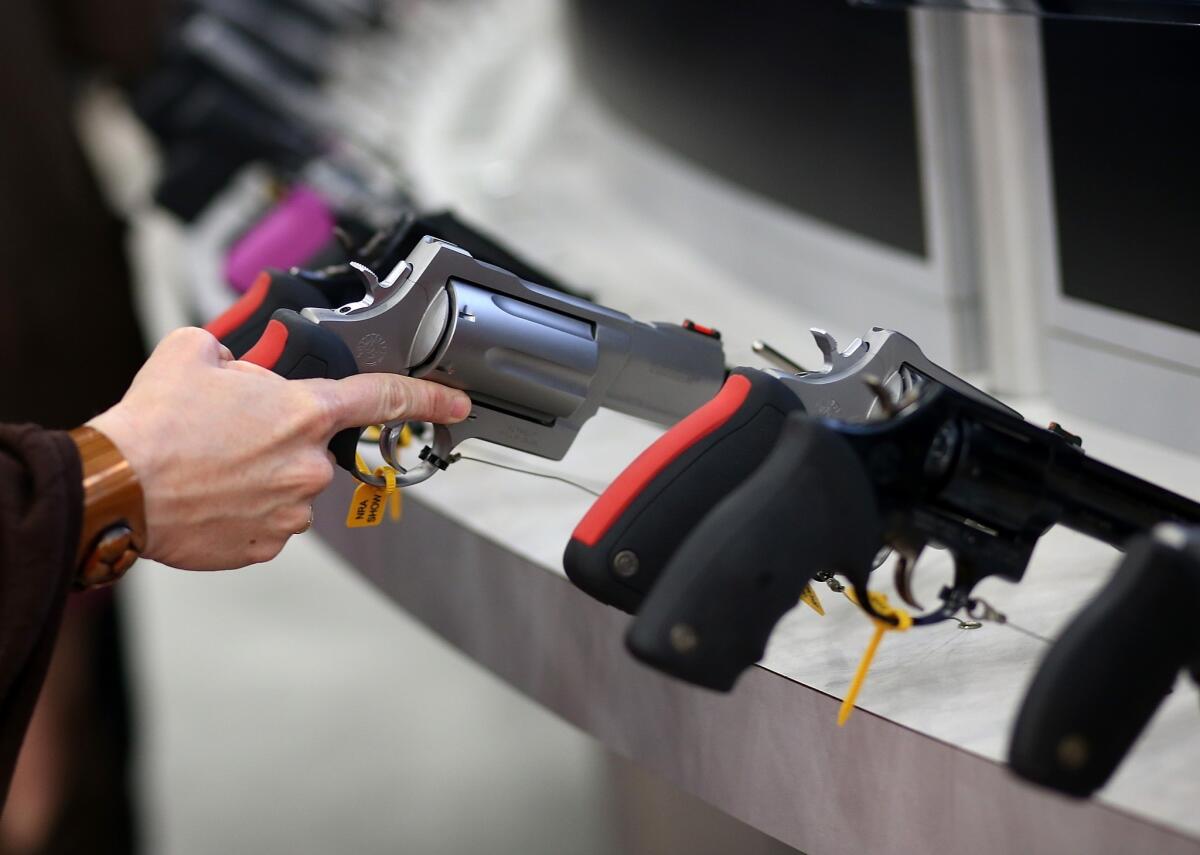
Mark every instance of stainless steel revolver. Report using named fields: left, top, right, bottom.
left=243, top=236, right=728, bottom=486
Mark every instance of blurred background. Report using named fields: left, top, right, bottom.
left=2, top=0, right=1198, bottom=852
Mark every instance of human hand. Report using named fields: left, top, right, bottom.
left=89, top=327, right=470, bottom=570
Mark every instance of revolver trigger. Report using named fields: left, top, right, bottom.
left=893, top=547, right=926, bottom=611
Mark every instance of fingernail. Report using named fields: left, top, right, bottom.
left=451, top=395, right=471, bottom=420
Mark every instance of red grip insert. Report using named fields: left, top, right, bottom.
left=571, top=374, right=752, bottom=547
left=242, top=318, right=289, bottom=371
left=204, top=272, right=273, bottom=341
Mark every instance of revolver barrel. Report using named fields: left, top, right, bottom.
left=600, top=321, right=727, bottom=425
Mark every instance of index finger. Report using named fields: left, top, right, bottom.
left=311, top=373, right=472, bottom=433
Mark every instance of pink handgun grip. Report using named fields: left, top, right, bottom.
left=224, top=186, right=336, bottom=293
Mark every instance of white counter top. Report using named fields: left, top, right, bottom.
left=391, top=377, right=1200, bottom=833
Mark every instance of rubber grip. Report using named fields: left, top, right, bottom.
left=242, top=309, right=361, bottom=473
left=626, top=412, right=882, bottom=691
left=1008, top=532, right=1200, bottom=797
left=205, top=270, right=335, bottom=358
left=564, top=369, right=803, bottom=613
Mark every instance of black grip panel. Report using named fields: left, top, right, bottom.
left=212, top=271, right=335, bottom=358
left=245, top=309, right=362, bottom=474
left=1008, top=532, right=1200, bottom=797
left=564, top=369, right=803, bottom=613
left=626, top=413, right=883, bottom=691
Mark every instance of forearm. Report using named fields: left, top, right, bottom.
left=0, top=426, right=83, bottom=807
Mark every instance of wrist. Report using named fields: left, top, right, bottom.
left=88, top=404, right=157, bottom=488
left=89, top=404, right=165, bottom=560
left=70, top=421, right=148, bottom=589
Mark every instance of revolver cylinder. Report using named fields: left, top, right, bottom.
left=424, top=281, right=600, bottom=422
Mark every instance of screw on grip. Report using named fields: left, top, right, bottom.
left=1008, top=527, right=1200, bottom=797
left=563, top=369, right=805, bottom=613
left=626, top=412, right=883, bottom=691
left=241, top=309, right=361, bottom=475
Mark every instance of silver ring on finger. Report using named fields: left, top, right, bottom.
left=295, top=505, right=314, bottom=535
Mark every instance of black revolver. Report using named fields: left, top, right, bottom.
left=626, top=380, right=1200, bottom=692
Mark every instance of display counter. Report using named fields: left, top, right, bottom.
left=313, top=393, right=1200, bottom=854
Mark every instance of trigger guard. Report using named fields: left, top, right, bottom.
left=912, top=585, right=975, bottom=626
left=373, top=422, right=448, bottom=487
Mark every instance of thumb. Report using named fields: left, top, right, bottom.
left=313, top=374, right=472, bottom=432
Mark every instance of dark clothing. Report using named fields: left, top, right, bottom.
left=0, top=0, right=163, bottom=428
left=0, top=1, right=164, bottom=847
left=0, top=427, right=81, bottom=805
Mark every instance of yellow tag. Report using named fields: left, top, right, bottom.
left=799, top=584, right=825, bottom=616
left=346, top=482, right=388, bottom=528
left=837, top=589, right=912, bottom=727
left=346, top=465, right=401, bottom=528
left=389, top=485, right=403, bottom=522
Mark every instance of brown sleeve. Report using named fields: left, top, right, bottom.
left=0, top=425, right=82, bottom=806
